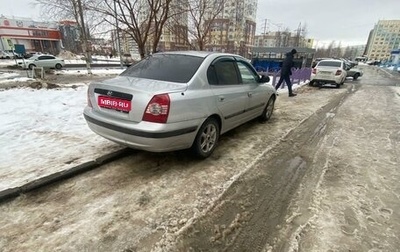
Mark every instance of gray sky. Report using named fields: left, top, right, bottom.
left=1, top=0, right=400, bottom=47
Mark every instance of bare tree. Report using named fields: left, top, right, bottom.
left=92, top=0, right=174, bottom=59
left=35, top=0, right=108, bottom=74
left=168, top=0, right=224, bottom=50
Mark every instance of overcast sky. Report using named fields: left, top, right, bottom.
left=1, top=0, right=400, bottom=47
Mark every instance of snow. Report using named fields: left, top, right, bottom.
left=0, top=68, right=125, bottom=192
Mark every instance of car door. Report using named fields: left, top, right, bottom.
left=235, top=60, right=267, bottom=120
left=36, top=55, right=52, bottom=68
left=208, top=56, right=248, bottom=132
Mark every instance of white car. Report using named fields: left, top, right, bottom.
left=310, top=59, right=347, bottom=88
left=0, top=50, right=15, bottom=59
left=18, top=55, right=65, bottom=70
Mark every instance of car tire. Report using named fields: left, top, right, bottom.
left=259, top=96, right=275, bottom=122
left=55, top=63, right=62, bottom=69
left=309, top=80, right=314, bottom=86
left=353, top=73, right=359, bottom=80
left=336, top=83, right=340, bottom=88
left=191, top=117, right=220, bottom=159
left=28, top=64, right=36, bottom=70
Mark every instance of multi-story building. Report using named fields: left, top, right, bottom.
left=204, top=0, right=257, bottom=58
left=0, top=16, right=62, bottom=55
left=365, top=20, right=400, bottom=61
left=112, top=29, right=141, bottom=60
left=158, top=0, right=190, bottom=52
left=254, top=31, right=314, bottom=48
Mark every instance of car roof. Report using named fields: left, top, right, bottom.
left=156, top=50, right=242, bottom=59
left=318, top=59, right=343, bottom=63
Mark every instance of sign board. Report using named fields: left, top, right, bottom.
left=14, top=44, right=26, bottom=55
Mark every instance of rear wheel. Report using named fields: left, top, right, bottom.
left=191, top=118, right=220, bottom=159
left=309, top=80, right=315, bottom=86
left=259, top=96, right=275, bottom=122
left=353, top=73, right=360, bottom=80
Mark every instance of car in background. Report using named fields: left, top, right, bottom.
left=121, top=53, right=136, bottom=66
left=344, top=62, right=363, bottom=80
left=18, top=54, right=65, bottom=70
left=83, top=51, right=276, bottom=159
left=310, top=59, right=347, bottom=88
left=312, top=57, right=330, bottom=68
left=0, top=50, right=15, bottom=59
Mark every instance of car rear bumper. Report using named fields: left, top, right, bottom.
left=83, top=110, right=200, bottom=152
left=310, top=75, right=342, bottom=84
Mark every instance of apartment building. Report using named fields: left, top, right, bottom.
left=204, top=0, right=257, bottom=57
left=365, top=20, right=400, bottom=60
left=254, top=32, right=313, bottom=48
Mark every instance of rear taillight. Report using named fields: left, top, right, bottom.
left=335, top=70, right=342, bottom=76
left=312, top=68, right=317, bottom=74
left=142, top=94, right=170, bottom=123
left=87, top=88, right=92, bottom=108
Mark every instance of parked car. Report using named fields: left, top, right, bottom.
left=0, top=50, right=15, bottom=59
left=345, top=63, right=363, bottom=80
left=310, top=59, right=347, bottom=88
left=311, top=57, right=330, bottom=68
left=83, top=51, right=276, bottom=158
left=18, top=54, right=65, bottom=70
left=121, top=53, right=135, bottom=66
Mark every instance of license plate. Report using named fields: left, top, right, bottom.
left=98, top=96, right=131, bottom=112
left=319, top=71, right=332, bottom=75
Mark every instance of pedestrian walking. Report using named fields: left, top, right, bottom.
left=275, top=48, right=297, bottom=97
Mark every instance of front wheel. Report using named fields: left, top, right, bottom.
left=259, top=96, right=275, bottom=122
left=55, top=63, right=62, bottom=69
left=353, top=73, right=359, bottom=80
left=28, top=64, right=36, bottom=70
left=191, top=118, right=220, bottom=159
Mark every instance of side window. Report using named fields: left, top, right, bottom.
left=236, top=62, right=258, bottom=84
left=207, top=59, right=240, bottom=85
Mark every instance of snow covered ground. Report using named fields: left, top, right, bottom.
left=0, top=68, right=125, bottom=191
left=0, top=66, right=305, bottom=193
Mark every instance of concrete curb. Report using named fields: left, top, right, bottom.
left=0, top=148, right=132, bottom=203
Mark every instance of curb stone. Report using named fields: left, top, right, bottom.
left=0, top=148, right=132, bottom=203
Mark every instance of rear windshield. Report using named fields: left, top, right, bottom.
left=121, top=54, right=204, bottom=83
left=318, top=61, right=341, bottom=67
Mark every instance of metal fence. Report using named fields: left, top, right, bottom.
left=259, top=67, right=312, bottom=88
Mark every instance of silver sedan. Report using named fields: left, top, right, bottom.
left=83, top=51, right=276, bottom=158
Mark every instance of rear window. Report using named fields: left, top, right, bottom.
left=120, top=54, right=204, bottom=83
left=318, top=61, right=342, bottom=67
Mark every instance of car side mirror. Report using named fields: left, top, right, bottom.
left=259, top=75, right=270, bottom=83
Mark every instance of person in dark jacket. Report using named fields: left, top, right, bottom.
left=275, top=49, right=297, bottom=97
